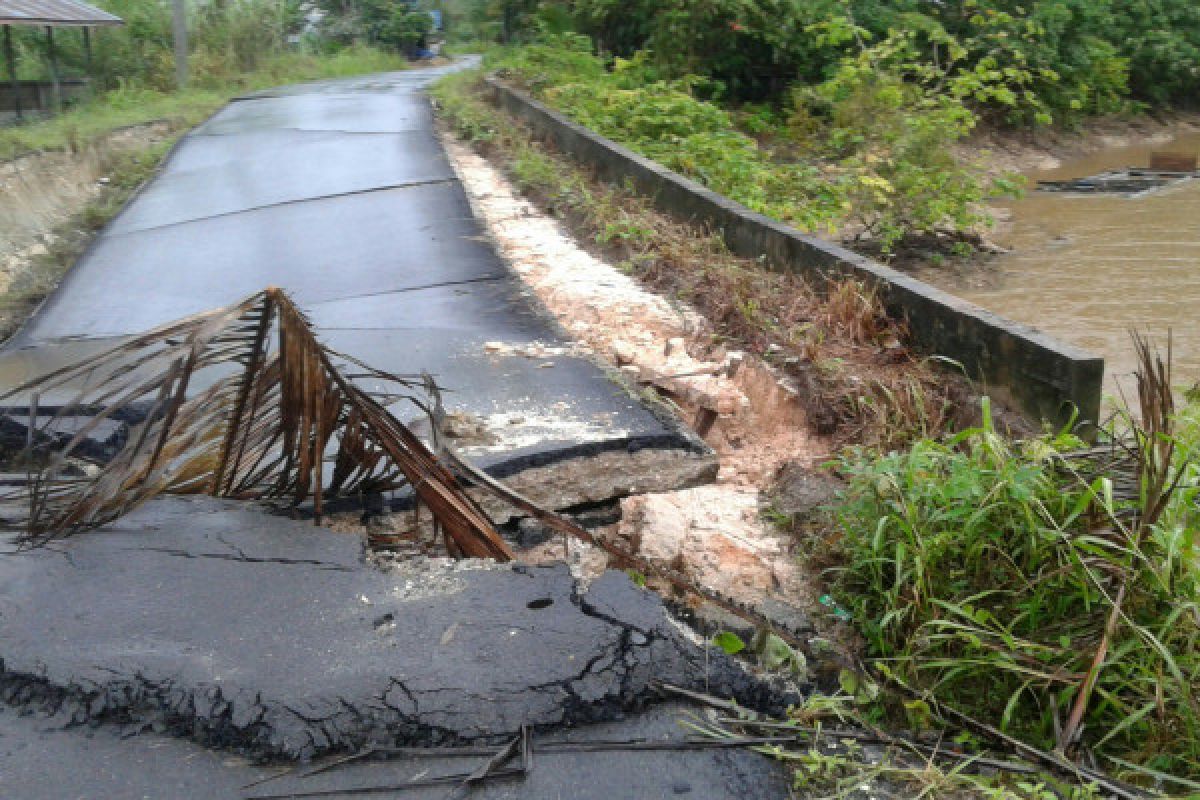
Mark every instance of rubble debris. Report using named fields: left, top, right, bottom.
left=0, top=288, right=811, bottom=649
left=1149, top=151, right=1198, bottom=171
left=1036, top=167, right=1197, bottom=195
left=617, top=488, right=784, bottom=600
left=443, top=133, right=844, bottom=654
left=442, top=135, right=828, bottom=487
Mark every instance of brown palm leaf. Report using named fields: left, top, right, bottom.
left=0, top=288, right=513, bottom=560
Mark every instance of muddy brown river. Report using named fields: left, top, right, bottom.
left=920, top=131, right=1200, bottom=404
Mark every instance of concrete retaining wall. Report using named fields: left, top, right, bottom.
left=485, top=77, right=1104, bottom=428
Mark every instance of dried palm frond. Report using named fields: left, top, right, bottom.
left=0, top=288, right=513, bottom=560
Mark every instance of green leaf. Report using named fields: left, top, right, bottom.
left=711, top=631, right=746, bottom=656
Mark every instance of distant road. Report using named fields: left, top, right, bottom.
left=0, top=58, right=703, bottom=478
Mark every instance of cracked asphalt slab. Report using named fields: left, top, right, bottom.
left=0, top=63, right=791, bottom=796
left=0, top=58, right=713, bottom=486
left=0, top=496, right=793, bottom=763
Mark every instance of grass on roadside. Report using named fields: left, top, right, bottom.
left=830, top=355, right=1200, bottom=791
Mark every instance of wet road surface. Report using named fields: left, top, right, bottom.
left=0, top=59, right=706, bottom=479
left=0, top=64, right=788, bottom=798
left=0, top=701, right=791, bottom=800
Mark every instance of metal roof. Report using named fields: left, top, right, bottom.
left=0, top=0, right=123, bottom=26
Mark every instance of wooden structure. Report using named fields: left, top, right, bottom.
left=0, top=0, right=123, bottom=119
left=1150, top=151, right=1198, bottom=172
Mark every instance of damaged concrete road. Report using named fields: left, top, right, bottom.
left=0, top=58, right=714, bottom=510
left=0, top=496, right=793, bottom=763
left=0, top=63, right=795, bottom=797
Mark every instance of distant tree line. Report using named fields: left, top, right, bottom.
left=454, top=0, right=1200, bottom=117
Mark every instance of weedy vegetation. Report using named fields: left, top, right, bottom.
left=831, top=339, right=1200, bottom=791
left=486, top=34, right=1020, bottom=257
left=454, top=0, right=1200, bottom=257
left=433, top=69, right=972, bottom=449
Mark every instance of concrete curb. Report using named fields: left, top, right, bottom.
left=485, top=77, right=1104, bottom=428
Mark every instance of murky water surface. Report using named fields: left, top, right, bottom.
left=919, top=132, right=1200, bottom=401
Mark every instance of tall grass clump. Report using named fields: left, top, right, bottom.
left=832, top=343, right=1200, bottom=788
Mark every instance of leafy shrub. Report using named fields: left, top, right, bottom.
left=566, top=0, right=1199, bottom=119
left=487, top=32, right=606, bottom=91
left=492, top=34, right=1016, bottom=253
left=832, top=398, right=1200, bottom=784
left=795, top=22, right=1029, bottom=250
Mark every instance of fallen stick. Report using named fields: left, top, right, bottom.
left=444, top=731, right=525, bottom=800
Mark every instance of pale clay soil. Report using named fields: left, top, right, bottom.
left=441, top=132, right=832, bottom=618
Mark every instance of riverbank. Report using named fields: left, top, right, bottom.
left=433, top=64, right=1200, bottom=796
left=932, top=114, right=1200, bottom=399
left=960, top=110, right=1200, bottom=182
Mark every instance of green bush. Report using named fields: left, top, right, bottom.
left=832, top=400, right=1200, bottom=784
left=487, top=32, right=606, bottom=90
left=491, top=34, right=1017, bottom=253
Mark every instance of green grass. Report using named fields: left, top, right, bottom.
left=0, top=46, right=406, bottom=161
left=831, top=391, right=1200, bottom=789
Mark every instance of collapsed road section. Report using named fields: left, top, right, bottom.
left=0, top=496, right=784, bottom=761
left=0, top=287, right=801, bottom=795
left=0, top=63, right=799, bottom=797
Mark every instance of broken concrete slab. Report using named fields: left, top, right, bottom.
left=0, top=701, right=792, bottom=799
left=0, top=412, right=126, bottom=462
left=0, top=496, right=793, bottom=761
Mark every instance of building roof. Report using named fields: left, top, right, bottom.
left=0, top=0, right=123, bottom=27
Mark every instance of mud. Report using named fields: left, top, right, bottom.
left=959, top=112, right=1200, bottom=182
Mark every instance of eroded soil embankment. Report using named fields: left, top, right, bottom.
left=441, top=132, right=858, bottom=662
left=959, top=111, right=1200, bottom=180
left=0, top=122, right=176, bottom=340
